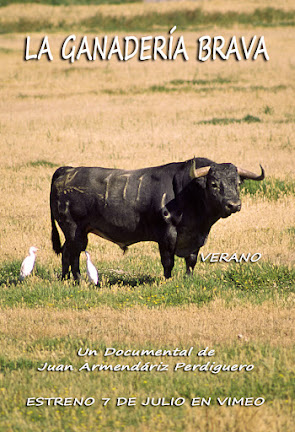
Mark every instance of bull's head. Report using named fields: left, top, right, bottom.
left=189, top=160, right=265, bottom=218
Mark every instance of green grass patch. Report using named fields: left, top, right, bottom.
left=263, top=105, right=274, bottom=115
left=147, top=79, right=233, bottom=94
left=80, top=7, right=295, bottom=32
left=17, top=93, right=50, bottom=100
left=170, top=77, right=232, bottom=86
left=25, top=159, right=59, bottom=168
left=197, top=114, right=261, bottom=126
left=0, top=337, right=294, bottom=431
left=241, top=177, right=295, bottom=200
left=0, top=260, right=294, bottom=309
left=0, top=19, right=56, bottom=34
left=0, top=356, right=37, bottom=371
left=1, top=7, right=295, bottom=33
left=286, top=226, right=295, bottom=236
left=8, top=159, right=60, bottom=170
left=0, top=47, right=15, bottom=54
left=103, top=83, right=287, bottom=97
left=0, top=341, right=293, bottom=405
left=0, top=0, right=140, bottom=6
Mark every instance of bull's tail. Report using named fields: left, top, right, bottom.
left=51, top=205, right=62, bottom=255
left=50, top=167, right=69, bottom=255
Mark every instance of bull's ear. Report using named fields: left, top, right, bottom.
left=189, top=159, right=211, bottom=179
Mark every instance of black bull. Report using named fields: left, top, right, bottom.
left=50, top=158, right=265, bottom=280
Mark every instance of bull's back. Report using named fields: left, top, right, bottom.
left=50, top=165, right=169, bottom=244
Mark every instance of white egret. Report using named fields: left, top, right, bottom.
left=85, top=251, right=99, bottom=285
left=19, top=246, right=38, bottom=281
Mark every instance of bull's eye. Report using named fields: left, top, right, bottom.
left=211, top=181, right=218, bottom=189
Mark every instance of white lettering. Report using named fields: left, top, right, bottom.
left=76, top=36, right=92, bottom=61
left=24, top=36, right=37, bottom=60
left=124, top=36, right=138, bottom=61
left=250, top=253, right=262, bottom=262
left=93, top=36, right=107, bottom=60
left=253, top=36, right=269, bottom=61
left=139, top=36, right=152, bottom=61
left=225, top=36, right=241, bottom=60
left=108, top=36, right=123, bottom=61
left=213, top=36, right=226, bottom=60
left=61, top=34, right=76, bottom=63
left=37, top=36, right=53, bottom=61
left=240, top=36, right=257, bottom=60
left=198, top=36, right=211, bottom=62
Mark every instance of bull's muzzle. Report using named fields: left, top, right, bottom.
left=225, top=200, right=241, bottom=215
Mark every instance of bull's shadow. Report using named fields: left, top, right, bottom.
left=99, top=270, right=157, bottom=288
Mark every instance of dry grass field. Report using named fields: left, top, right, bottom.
left=0, top=1, right=294, bottom=431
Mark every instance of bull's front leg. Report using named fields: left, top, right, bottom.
left=185, top=250, right=199, bottom=275
left=158, top=225, right=177, bottom=279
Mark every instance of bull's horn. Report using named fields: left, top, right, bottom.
left=189, top=160, right=211, bottom=179
left=237, top=165, right=265, bottom=181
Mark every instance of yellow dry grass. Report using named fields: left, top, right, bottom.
left=0, top=0, right=295, bottom=25
left=0, top=25, right=294, bottom=266
left=1, top=301, right=294, bottom=350
left=0, top=4, right=294, bottom=430
left=128, top=405, right=294, bottom=432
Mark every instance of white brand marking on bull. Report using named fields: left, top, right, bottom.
left=104, top=173, right=113, bottom=207
left=136, top=175, right=144, bottom=201
left=122, top=174, right=131, bottom=200
left=65, top=169, right=78, bottom=186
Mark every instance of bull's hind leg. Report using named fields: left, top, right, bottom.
left=185, top=250, right=199, bottom=275
left=70, top=252, right=81, bottom=282
left=60, top=220, right=88, bottom=281
left=69, top=230, right=88, bottom=282
left=61, top=242, right=71, bottom=280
